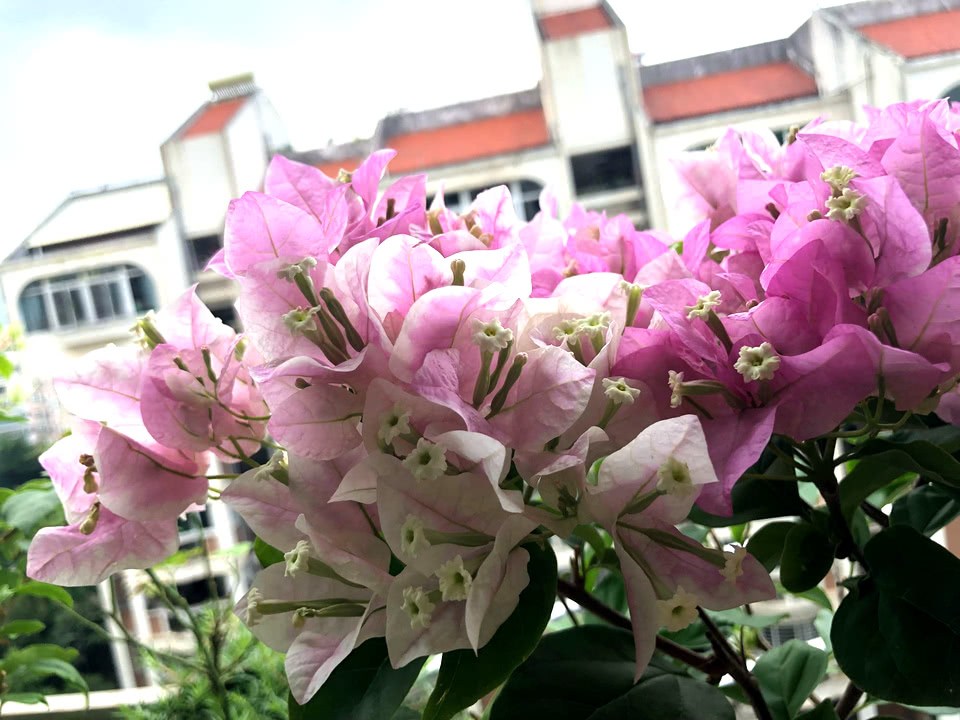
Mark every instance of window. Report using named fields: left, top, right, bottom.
left=189, top=235, right=221, bottom=272
left=19, top=265, right=156, bottom=333
left=944, top=83, right=960, bottom=105
left=761, top=619, right=819, bottom=647
left=440, top=179, right=544, bottom=221
left=570, top=146, right=638, bottom=196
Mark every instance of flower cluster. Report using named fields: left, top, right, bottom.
left=28, top=99, right=960, bottom=705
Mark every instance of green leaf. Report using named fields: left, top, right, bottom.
left=862, top=439, right=960, bottom=488
left=838, top=451, right=917, bottom=523
left=288, top=638, right=424, bottom=720
left=8, top=658, right=87, bottom=694
left=573, top=524, right=608, bottom=562
left=0, top=354, right=15, bottom=380
left=779, top=585, right=832, bottom=612
left=490, top=625, right=638, bottom=720
left=891, top=484, right=960, bottom=536
left=813, top=609, right=833, bottom=655
left=423, top=541, right=557, bottom=720
left=0, top=620, right=45, bottom=638
left=746, top=521, right=795, bottom=571
left=688, top=476, right=807, bottom=527
left=708, top=608, right=786, bottom=629
left=832, top=526, right=960, bottom=706
left=15, top=581, right=74, bottom=608
left=0, top=644, right=78, bottom=672
left=254, top=537, right=285, bottom=568
left=753, top=640, right=828, bottom=720
left=2, top=486, right=62, bottom=533
left=0, top=692, right=48, bottom=705
left=491, top=624, right=726, bottom=720
left=796, top=700, right=840, bottom=720
left=586, top=674, right=734, bottom=720
left=779, top=524, right=836, bottom=593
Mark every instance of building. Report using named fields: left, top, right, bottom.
left=4, top=0, right=960, bottom=698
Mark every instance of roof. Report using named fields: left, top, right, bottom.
left=387, top=108, right=551, bottom=173
left=642, top=62, right=818, bottom=123
left=537, top=5, right=613, bottom=39
left=25, top=180, right=171, bottom=250
left=859, top=9, right=960, bottom=58
left=180, top=97, right=248, bottom=139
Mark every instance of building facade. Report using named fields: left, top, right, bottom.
left=4, top=0, right=960, bottom=695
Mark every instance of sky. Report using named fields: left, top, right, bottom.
left=0, top=0, right=848, bottom=253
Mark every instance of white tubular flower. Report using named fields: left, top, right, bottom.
left=603, top=377, right=641, bottom=405
left=277, top=256, right=319, bottom=281
left=436, top=555, right=473, bottom=601
left=251, top=451, right=285, bottom=482
left=402, top=438, right=448, bottom=482
left=825, top=187, right=867, bottom=221
left=378, top=403, right=412, bottom=445
left=400, top=515, right=429, bottom=558
left=734, top=342, right=781, bottom=382
left=553, top=319, right=582, bottom=345
left=820, top=165, right=857, bottom=191
left=667, top=370, right=685, bottom=409
left=245, top=588, right=263, bottom=627
left=657, top=586, right=700, bottom=632
left=579, top=312, right=611, bottom=335
left=685, top=290, right=722, bottom=320
left=656, top=456, right=696, bottom=498
left=283, top=540, right=311, bottom=578
left=721, top=545, right=748, bottom=583
left=282, top=308, right=317, bottom=334
left=401, top=586, right=435, bottom=629
left=472, top=318, right=514, bottom=353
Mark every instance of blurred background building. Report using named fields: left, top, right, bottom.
left=2, top=0, right=960, bottom=703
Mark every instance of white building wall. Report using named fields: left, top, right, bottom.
left=904, top=52, right=960, bottom=99
left=225, top=101, right=269, bottom=197
left=162, top=134, right=235, bottom=239
left=541, top=29, right=635, bottom=153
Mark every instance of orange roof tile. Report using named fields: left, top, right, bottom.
left=859, top=10, right=960, bottom=59
left=314, top=158, right=362, bottom=178
left=387, top=108, right=551, bottom=173
left=643, top=62, right=817, bottom=123
left=538, top=6, right=612, bottom=40
left=182, top=97, right=247, bottom=139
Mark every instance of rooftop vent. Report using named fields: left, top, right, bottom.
left=208, top=73, right=256, bottom=101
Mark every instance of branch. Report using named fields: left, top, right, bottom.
left=698, top=608, right=774, bottom=720
left=556, top=578, right=718, bottom=673
left=860, top=501, right=890, bottom=528
left=834, top=681, right=864, bottom=719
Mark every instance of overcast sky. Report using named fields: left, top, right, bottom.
left=0, top=0, right=848, bottom=252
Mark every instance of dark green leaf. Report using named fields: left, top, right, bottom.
left=779, top=524, right=836, bottom=593
left=891, top=484, right=960, bottom=536
left=688, top=476, right=808, bottom=527
left=779, top=585, right=832, bottom=612
left=586, top=674, right=734, bottom=720
left=832, top=526, right=960, bottom=706
left=838, top=451, right=916, bottom=523
left=491, top=625, right=638, bottom=720
left=15, top=581, right=74, bottom=608
left=423, top=542, right=557, bottom=720
left=796, top=700, right=840, bottom=720
left=753, top=640, right=828, bottom=720
left=288, top=638, right=424, bottom=720
left=856, top=440, right=960, bottom=488
left=254, top=537, right=284, bottom=568
left=747, top=521, right=795, bottom=571
left=893, top=423, right=960, bottom=453
left=0, top=620, right=45, bottom=638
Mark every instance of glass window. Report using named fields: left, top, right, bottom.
left=570, top=146, right=638, bottom=196
left=17, top=265, right=156, bottom=333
